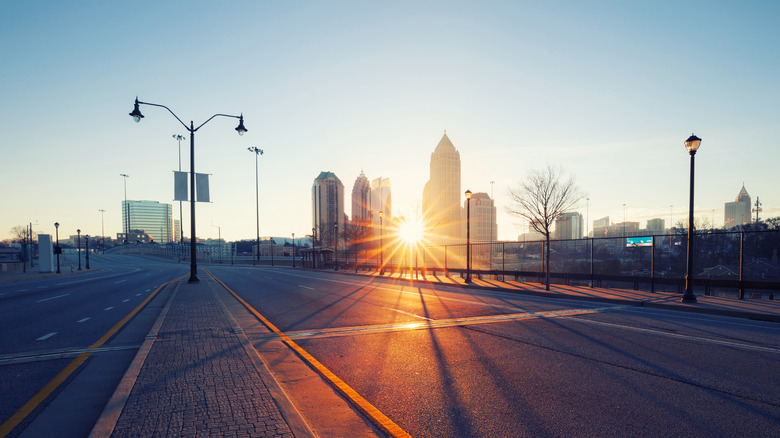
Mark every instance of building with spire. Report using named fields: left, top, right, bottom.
left=312, top=171, right=345, bottom=248
left=423, top=131, right=463, bottom=244
left=725, top=184, right=752, bottom=228
left=351, top=171, right=371, bottom=226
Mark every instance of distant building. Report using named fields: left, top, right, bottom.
left=555, top=212, right=583, bottom=240
left=464, top=192, right=497, bottom=242
left=370, top=176, right=392, bottom=223
left=121, top=200, right=173, bottom=243
left=724, top=184, right=752, bottom=228
left=423, top=131, right=463, bottom=244
left=351, top=171, right=371, bottom=226
left=312, top=171, right=345, bottom=248
left=646, top=218, right=665, bottom=234
left=592, top=216, right=610, bottom=237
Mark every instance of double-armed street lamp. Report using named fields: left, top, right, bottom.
left=248, top=147, right=264, bottom=265
left=54, top=222, right=61, bottom=274
left=682, top=133, right=702, bottom=303
left=130, top=97, right=247, bottom=282
left=465, top=190, right=473, bottom=283
left=77, top=229, right=82, bottom=271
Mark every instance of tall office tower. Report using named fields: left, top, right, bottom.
left=312, top=171, right=345, bottom=247
left=464, top=192, right=497, bottom=242
left=120, top=200, right=173, bottom=243
left=724, top=184, right=752, bottom=228
left=370, top=177, right=392, bottom=223
left=554, top=212, right=583, bottom=240
left=423, top=131, right=462, bottom=244
left=646, top=218, right=665, bottom=234
left=351, top=171, right=371, bottom=226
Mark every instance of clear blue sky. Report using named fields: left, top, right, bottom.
left=1, top=1, right=778, bottom=242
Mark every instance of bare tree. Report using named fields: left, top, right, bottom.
left=10, top=225, right=27, bottom=242
left=507, top=165, right=585, bottom=290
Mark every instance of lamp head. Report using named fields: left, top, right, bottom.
left=129, top=98, right=144, bottom=123
left=235, top=114, right=247, bottom=136
left=465, top=190, right=472, bottom=200
left=77, top=229, right=81, bottom=234
left=54, top=222, right=59, bottom=228
left=379, top=211, right=384, bottom=218
left=684, top=133, right=701, bottom=154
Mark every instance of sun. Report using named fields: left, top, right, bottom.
left=398, top=218, right=424, bottom=245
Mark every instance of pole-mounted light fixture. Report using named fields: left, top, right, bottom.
left=129, top=97, right=247, bottom=282
left=682, top=133, right=702, bottom=303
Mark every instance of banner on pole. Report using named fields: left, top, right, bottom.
left=196, top=173, right=210, bottom=202
left=174, top=171, right=188, bottom=201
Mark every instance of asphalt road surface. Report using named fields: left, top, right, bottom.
left=209, top=265, right=780, bottom=437
left=2, top=257, right=779, bottom=437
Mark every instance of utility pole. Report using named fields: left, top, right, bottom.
left=753, top=197, right=762, bottom=223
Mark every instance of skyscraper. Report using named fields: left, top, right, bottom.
left=120, top=200, right=173, bottom=243
left=312, top=171, right=345, bottom=247
left=423, top=131, right=462, bottom=244
left=351, top=171, right=371, bottom=226
left=724, top=184, right=752, bottom=228
left=370, top=177, right=392, bottom=223
left=554, top=212, right=583, bottom=240
left=464, top=192, right=497, bottom=242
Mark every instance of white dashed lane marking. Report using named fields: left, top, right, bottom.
left=36, top=294, right=70, bottom=303
left=36, top=332, right=58, bottom=341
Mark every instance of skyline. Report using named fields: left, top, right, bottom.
left=2, top=1, right=779, bottom=243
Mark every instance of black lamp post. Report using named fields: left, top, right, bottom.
left=292, top=233, right=296, bottom=268
left=682, top=133, right=702, bottom=303
left=77, top=229, right=82, bottom=271
left=312, top=227, right=317, bottom=269
left=85, top=235, right=90, bottom=269
left=173, top=134, right=186, bottom=245
left=334, top=222, right=339, bottom=271
left=379, top=211, right=384, bottom=273
left=54, top=222, right=61, bottom=274
left=120, top=174, right=129, bottom=243
left=248, top=146, right=263, bottom=265
left=130, top=97, right=247, bottom=282
left=465, top=190, right=473, bottom=283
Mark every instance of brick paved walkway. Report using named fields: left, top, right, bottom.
left=107, top=278, right=297, bottom=438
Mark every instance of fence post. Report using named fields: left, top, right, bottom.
left=589, top=238, right=594, bottom=288
left=650, top=236, right=655, bottom=293
left=739, top=232, right=745, bottom=300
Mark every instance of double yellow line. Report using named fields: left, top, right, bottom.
left=206, top=270, right=412, bottom=438
left=0, top=275, right=184, bottom=437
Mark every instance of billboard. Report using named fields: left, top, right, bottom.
left=626, top=236, right=653, bottom=247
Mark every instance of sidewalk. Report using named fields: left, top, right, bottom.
left=350, top=269, right=780, bottom=323
left=90, top=277, right=312, bottom=438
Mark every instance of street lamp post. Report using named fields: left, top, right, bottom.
left=54, top=222, right=61, bottom=273
left=312, top=227, right=317, bottom=269
left=334, top=222, right=339, bottom=271
left=292, top=233, right=296, bottom=268
left=379, top=211, right=384, bottom=273
left=248, top=147, right=263, bottom=266
left=682, top=133, right=702, bottom=303
left=173, top=134, right=186, bottom=245
left=85, top=235, right=90, bottom=269
left=465, top=190, right=473, bottom=283
left=77, top=229, right=82, bottom=271
left=130, top=97, right=247, bottom=282
left=120, top=174, right=129, bottom=243
left=99, top=209, right=105, bottom=253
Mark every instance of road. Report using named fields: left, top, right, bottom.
left=209, top=265, right=780, bottom=437
left=2, top=257, right=779, bottom=437
left=0, top=254, right=187, bottom=436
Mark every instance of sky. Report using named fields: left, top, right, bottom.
left=1, top=0, right=778, bottom=243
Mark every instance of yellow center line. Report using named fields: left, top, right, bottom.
left=205, top=269, right=413, bottom=438
left=0, top=275, right=185, bottom=437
